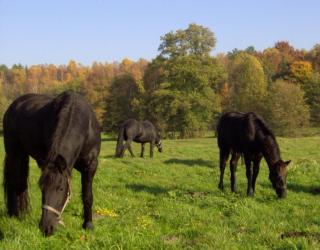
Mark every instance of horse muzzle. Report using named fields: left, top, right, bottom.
left=276, top=187, right=287, bottom=199
left=39, top=214, right=59, bottom=236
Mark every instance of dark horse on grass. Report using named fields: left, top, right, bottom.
left=115, top=119, right=162, bottom=158
left=3, top=91, right=101, bottom=236
left=217, top=112, right=290, bottom=198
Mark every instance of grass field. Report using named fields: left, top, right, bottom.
left=0, top=135, right=319, bottom=249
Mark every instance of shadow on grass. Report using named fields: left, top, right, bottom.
left=102, top=154, right=118, bottom=159
left=163, top=158, right=215, bottom=168
left=260, top=182, right=320, bottom=195
left=288, top=183, right=320, bottom=195
left=126, top=183, right=169, bottom=195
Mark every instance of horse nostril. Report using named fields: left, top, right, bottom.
left=44, top=225, right=54, bottom=236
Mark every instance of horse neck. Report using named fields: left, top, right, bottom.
left=46, top=94, right=76, bottom=163
left=257, top=133, right=281, bottom=168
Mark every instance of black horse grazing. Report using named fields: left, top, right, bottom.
left=115, top=119, right=162, bottom=158
left=217, top=112, right=290, bottom=198
left=3, top=91, right=101, bottom=236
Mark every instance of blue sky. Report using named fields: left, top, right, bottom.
left=1, top=0, right=319, bottom=66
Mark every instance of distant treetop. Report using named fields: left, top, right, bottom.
left=158, top=23, right=216, bottom=59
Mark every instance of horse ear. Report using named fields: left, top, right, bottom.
left=284, top=160, right=291, bottom=166
left=55, top=154, right=67, bottom=173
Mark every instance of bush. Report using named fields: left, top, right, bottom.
left=265, top=80, right=310, bottom=135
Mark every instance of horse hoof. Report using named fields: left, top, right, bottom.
left=83, top=221, right=94, bottom=230
left=247, top=190, right=254, bottom=197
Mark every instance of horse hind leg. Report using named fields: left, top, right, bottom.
left=244, top=155, right=254, bottom=197
left=218, top=148, right=230, bottom=190
left=125, top=139, right=135, bottom=157
left=230, top=152, right=240, bottom=193
left=150, top=141, right=154, bottom=158
left=119, top=139, right=134, bottom=157
left=4, top=153, right=30, bottom=217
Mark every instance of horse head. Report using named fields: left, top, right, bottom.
left=155, top=133, right=163, bottom=153
left=269, top=160, right=290, bottom=198
left=39, top=155, right=71, bottom=236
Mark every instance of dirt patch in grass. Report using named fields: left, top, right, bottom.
left=281, top=231, right=320, bottom=240
left=163, top=235, right=179, bottom=245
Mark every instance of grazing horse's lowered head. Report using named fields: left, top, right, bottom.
left=155, top=133, right=163, bottom=153
left=39, top=155, right=71, bottom=236
left=217, top=111, right=290, bottom=199
left=115, top=119, right=163, bottom=158
left=269, top=160, right=290, bottom=198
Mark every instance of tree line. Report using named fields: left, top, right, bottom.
left=1, top=23, right=320, bottom=137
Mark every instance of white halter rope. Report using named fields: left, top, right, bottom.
left=42, top=178, right=71, bottom=226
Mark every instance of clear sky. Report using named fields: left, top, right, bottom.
left=1, top=0, right=319, bottom=66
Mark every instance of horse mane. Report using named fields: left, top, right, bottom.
left=46, top=91, right=76, bottom=163
left=251, top=113, right=280, bottom=157
left=252, top=113, right=276, bottom=139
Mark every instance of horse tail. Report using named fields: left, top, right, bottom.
left=3, top=108, right=30, bottom=217
left=46, top=91, right=76, bottom=163
left=115, top=125, right=125, bottom=157
left=3, top=151, right=30, bottom=217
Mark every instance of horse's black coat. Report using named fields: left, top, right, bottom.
left=3, top=91, right=101, bottom=236
left=115, top=119, right=162, bottom=158
left=217, top=112, right=290, bottom=198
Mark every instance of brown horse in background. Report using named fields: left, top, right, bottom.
left=217, top=112, right=290, bottom=198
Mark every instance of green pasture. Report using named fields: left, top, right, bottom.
left=0, top=135, right=319, bottom=249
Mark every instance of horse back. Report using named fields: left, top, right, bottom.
left=137, top=121, right=157, bottom=142
left=217, top=112, right=257, bottom=152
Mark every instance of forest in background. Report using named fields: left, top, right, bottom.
left=1, top=24, right=319, bottom=138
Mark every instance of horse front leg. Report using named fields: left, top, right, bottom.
left=252, top=155, right=262, bottom=193
left=150, top=141, right=154, bottom=158
left=80, top=158, right=98, bottom=230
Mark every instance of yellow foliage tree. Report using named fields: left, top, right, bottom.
left=290, top=61, right=313, bottom=84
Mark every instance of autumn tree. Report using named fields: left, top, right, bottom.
left=103, top=74, right=145, bottom=132
left=289, top=61, right=313, bottom=84
left=307, top=44, right=320, bottom=72
left=260, top=48, right=281, bottom=83
left=228, top=52, right=267, bottom=114
left=272, top=41, right=306, bottom=81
